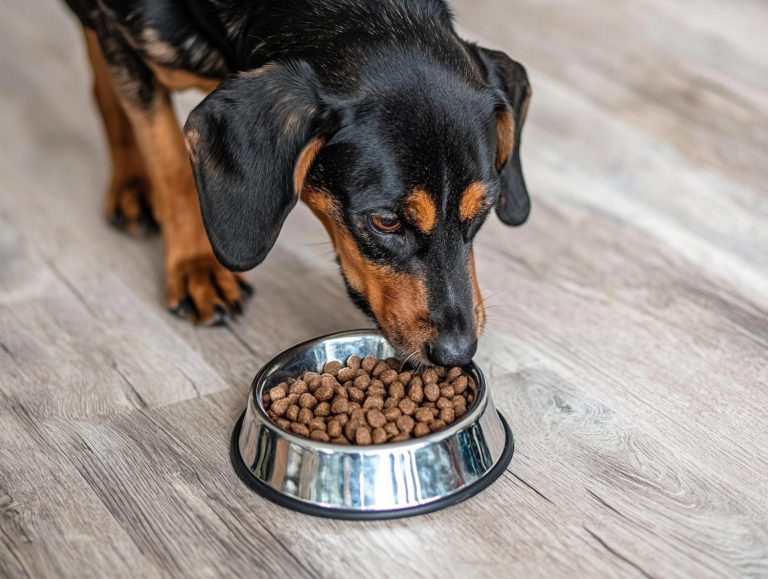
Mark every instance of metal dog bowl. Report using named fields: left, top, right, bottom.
left=230, top=330, right=514, bottom=520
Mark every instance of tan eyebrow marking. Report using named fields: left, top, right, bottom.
left=459, top=182, right=488, bottom=221
left=404, top=188, right=437, bottom=234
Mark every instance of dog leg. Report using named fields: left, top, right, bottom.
left=85, top=30, right=158, bottom=235
left=86, top=28, right=252, bottom=323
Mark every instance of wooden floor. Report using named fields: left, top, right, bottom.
left=1, top=0, right=767, bottom=577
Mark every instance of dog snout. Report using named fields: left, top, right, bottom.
left=426, top=333, right=478, bottom=367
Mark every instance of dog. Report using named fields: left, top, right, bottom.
left=63, top=0, right=531, bottom=367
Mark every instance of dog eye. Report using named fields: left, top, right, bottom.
left=368, top=214, right=402, bottom=234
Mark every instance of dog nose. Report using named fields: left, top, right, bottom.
left=426, top=334, right=478, bottom=368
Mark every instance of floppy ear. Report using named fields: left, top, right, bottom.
left=473, top=46, right=532, bottom=226
left=183, top=61, right=326, bottom=271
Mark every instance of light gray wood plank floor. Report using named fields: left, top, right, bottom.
left=1, top=0, right=766, bottom=577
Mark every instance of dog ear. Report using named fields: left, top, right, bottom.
left=184, top=61, right=326, bottom=271
left=472, top=46, right=532, bottom=226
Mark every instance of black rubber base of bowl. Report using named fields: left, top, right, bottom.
left=229, top=411, right=515, bottom=521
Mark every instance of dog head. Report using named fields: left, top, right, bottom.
left=184, top=45, right=531, bottom=367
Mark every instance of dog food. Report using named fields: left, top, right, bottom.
left=261, top=355, right=477, bottom=445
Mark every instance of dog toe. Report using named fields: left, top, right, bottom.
left=165, top=256, right=252, bottom=325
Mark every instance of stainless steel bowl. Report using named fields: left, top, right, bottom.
left=230, top=330, right=514, bottom=519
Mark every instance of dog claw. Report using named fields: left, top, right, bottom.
left=170, top=296, right=195, bottom=319
left=237, top=277, right=255, bottom=297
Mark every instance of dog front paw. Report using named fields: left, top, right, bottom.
left=165, top=254, right=253, bottom=325
left=104, top=177, right=159, bottom=236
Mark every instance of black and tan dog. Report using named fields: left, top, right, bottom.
left=64, top=0, right=531, bottom=367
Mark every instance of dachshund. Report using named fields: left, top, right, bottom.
left=63, top=0, right=531, bottom=367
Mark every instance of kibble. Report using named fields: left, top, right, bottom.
left=260, top=356, right=476, bottom=445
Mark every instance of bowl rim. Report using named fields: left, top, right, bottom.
left=247, top=328, right=490, bottom=452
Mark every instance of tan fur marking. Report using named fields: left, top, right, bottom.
left=147, top=61, right=220, bottom=93
left=404, top=189, right=437, bottom=234
left=293, top=138, right=324, bottom=195
left=469, top=251, right=485, bottom=338
left=242, top=64, right=277, bottom=78
left=459, top=182, right=488, bottom=221
left=302, top=188, right=436, bottom=358
left=496, top=109, right=516, bottom=171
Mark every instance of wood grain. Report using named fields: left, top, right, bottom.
left=1, top=0, right=767, bottom=577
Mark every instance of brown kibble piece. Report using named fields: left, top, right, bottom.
left=350, top=408, right=365, bottom=422
left=289, top=380, right=308, bottom=396
left=334, top=413, right=349, bottom=426
left=305, top=372, right=321, bottom=390
left=429, top=419, right=446, bottom=432
left=309, top=417, right=326, bottom=432
left=334, top=384, right=349, bottom=399
left=455, top=405, right=467, bottom=418
left=314, top=401, right=331, bottom=417
left=397, top=415, right=415, bottom=433
left=290, top=423, right=310, bottom=437
left=424, top=383, right=440, bottom=402
left=408, top=378, right=424, bottom=403
left=422, top=368, right=438, bottom=384
left=298, top=408, right=313, bottom=424
left=327, top=420, right=342, bottom=438
left=337, top=367, right=356, bottom=383
left=368, top=381, right=387, bottom=397
left=270, top=398, right=290, bottom=416
left=323, top=360, right=343, bottom=376
left=353, top=374, right=371, bottom=390
left=415, top=407, right=434, bottom=423
left=331, top=397, right=350, bottom=414
left=348, top=386, right=365, bottom=402
left=414, top=423, right=430, bottom=437
left=386, top=357, right=402, bottom=370
left=361, top=356, right=377, bottom=372
left=440, top=385, right=455, bottom=399
left=436, top=397, right=452, bottom=409
left=367, top=409, right=387, bottom=428
left=398, top=398, right=417, bottom=415
left=384, top=422, right=399, bottom=436
left=276, top=418, right=291, bottom=430
left=315, top=383, right=334, bottom=402
left=310, top=430, right=330, bottom=442
left=355, top=426, right=372, bottom=445
left=384, top=407, right=402, bottom=421
left=380, top=369, right=399, bottom=385
left=391, top=433, right=411, bottom=442
left=331, top=436, right=350, bottom=445
left=269, top=385, right=288, bottom=402
left=440, top=406, right=455, bottom=424
left=435, top=366, right=447, bottom=379
left=384, top=397, right=399, bottom=409
left=372, top=427, right=388, bottom=444
left=372, top=361, right=389, bottom=377
left=447, top=367, right=463, bottom=381
left=398, top=371, right=413, bottom=385
left=299, top=393, right=318, bottom=409
left=344, top=419, right=360, bottom=440
left=347, top=355, right=362, bottom=370
left=363, top=396, right=384, bottom=410
left=389, top=382, right=405, bottom=399
left=451, top=375, right=468, bottom=394
left=286, top=404, right=300, bottom=422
